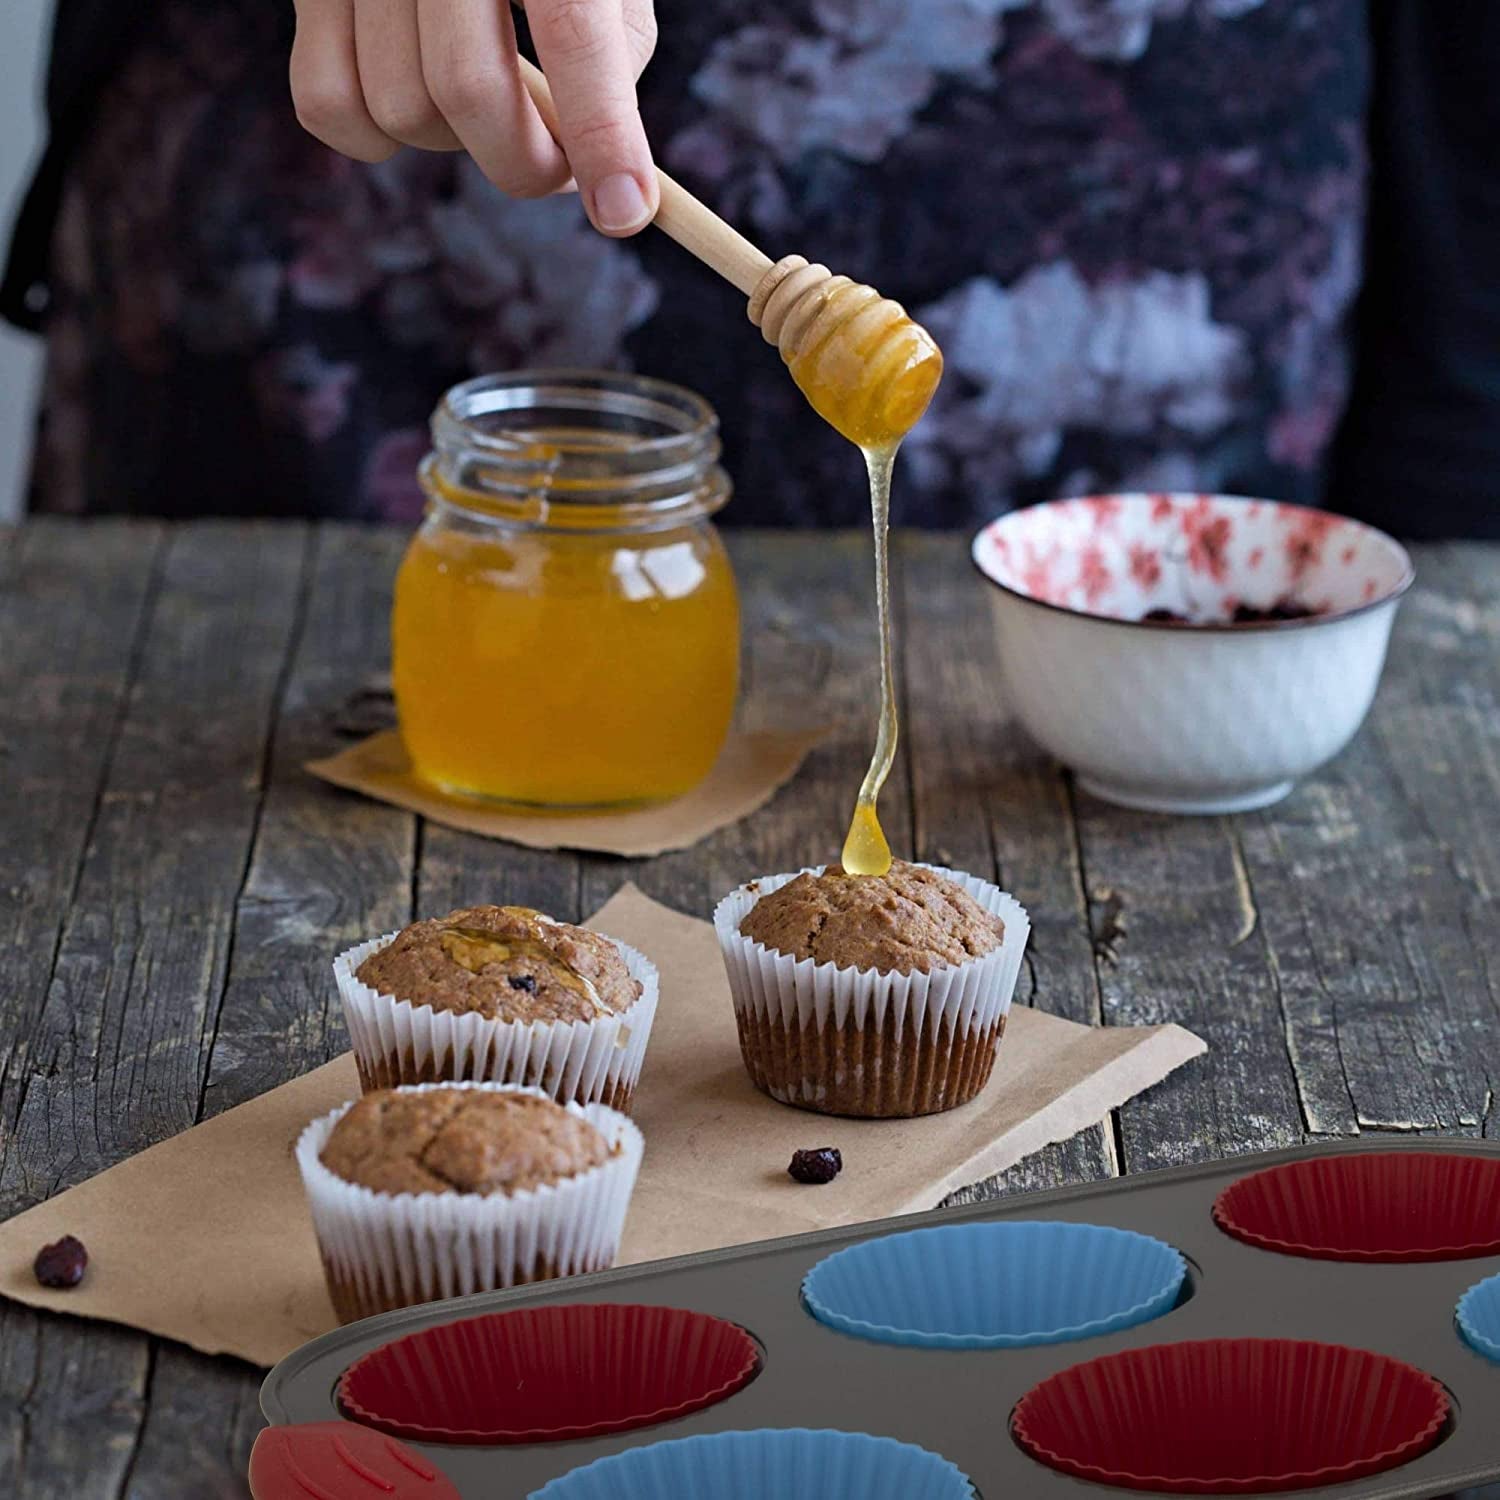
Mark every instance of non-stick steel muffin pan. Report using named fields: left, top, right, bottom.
left=257, top=1137, right=1500, bottom=1498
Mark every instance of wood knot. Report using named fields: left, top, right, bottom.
left=1091, top=887, right=1127, bottom=965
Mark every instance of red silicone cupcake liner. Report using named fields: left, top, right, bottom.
left=338, top=1303, right=762, bottom=1446
left=1214, top=1151, right=1500, bottom=1262
left=1011, top=1338, right=1449, bottom=1494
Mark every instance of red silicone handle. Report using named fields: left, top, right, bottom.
left=249, top=1421, right=460, bottom=1500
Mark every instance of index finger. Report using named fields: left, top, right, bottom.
left=525, top=0, right=658, bottom=235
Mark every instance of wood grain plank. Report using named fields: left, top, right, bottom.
left=200, top=524, right=416, bottom=1118
left=1072, top=795, right=1303, bottom=1172
left=900, top=533, right=1102, bottom=1027
left=944, top=1129, right=1118, bottom=1206
left=0, top=522, right=308, bottom=1217
left=418, top=836, right=583, bottom=927
left=121, top=525, right=418, bottom=1500
left=118, top=1346, right=262, bottom=1500
left=1413, top=544, right=1500, bottom=905
left=0, top=521, right=307, bottom=1500
left=0, top=520, right=164, bottom=1133
left=0, top=1311, right=149, bottom=1498
left=0, top=522, right=165, bottom=1500
left=1238, top=545, right=1500, bottom=1135
left=897, top=533, right=1116, bottom=1198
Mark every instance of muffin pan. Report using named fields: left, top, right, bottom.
left=259, top=1137, right=1500, bottom=1498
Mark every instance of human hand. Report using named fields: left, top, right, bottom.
left=290, top=0, right=659, bottom=235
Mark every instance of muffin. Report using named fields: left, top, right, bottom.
left=715, top=862, right=1029, bottom=1117
left=296, top=1082, right=644, bottom=1323
left=334, top=905, right=658, bottom=1111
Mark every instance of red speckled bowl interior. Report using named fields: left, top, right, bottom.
left=973, top=494, right=1412, bottom=626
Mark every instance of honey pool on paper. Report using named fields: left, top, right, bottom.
left=393, top=475, right=739, bottom=809
left=781, top=292, right=943, bottom=876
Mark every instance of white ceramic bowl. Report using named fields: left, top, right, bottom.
left=971, top=494, right=1414, bottom=814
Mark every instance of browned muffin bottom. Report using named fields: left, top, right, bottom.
left=319, top=1087, right=614, bottom=1197
left=323, top=1255, right=572, bottom=1325
left=355, top=904, right=641, bottom=1024
left=738, top=862, right=1004, bottom=975
left=735, top=1002, right=1007, bottom=1118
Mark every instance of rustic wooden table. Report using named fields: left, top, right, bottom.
left=1, top=521, right=1497, bottom=1498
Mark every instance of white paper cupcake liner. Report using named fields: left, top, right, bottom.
left=296, top=1082, right=644, bottom=1324
left=334, top=929, right=658, bottom=1112
left=714, top=865, right=1030, bottom=1118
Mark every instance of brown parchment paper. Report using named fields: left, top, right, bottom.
left=305, top=727, right=827, bottom=857
left=0, top=886, right=1205, bottom=1368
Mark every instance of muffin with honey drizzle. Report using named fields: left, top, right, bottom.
left=334, top=904, right=658, bottom=1111
left=715, top=862, right=1029, bottom=1118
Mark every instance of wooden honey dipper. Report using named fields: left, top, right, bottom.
left=518, top=58, right=944, bottom=450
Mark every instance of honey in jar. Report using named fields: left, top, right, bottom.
left=393, top=372, right=739, bottom=809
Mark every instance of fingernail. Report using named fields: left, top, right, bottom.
left=591, top=172, right=650, bottom=232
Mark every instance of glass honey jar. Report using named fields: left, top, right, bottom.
left=393, top=371, right=739, bottom=809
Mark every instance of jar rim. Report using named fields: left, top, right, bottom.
left=425, top=369, right=729, bottom=533
left=434, top=368, right=719, bottom=457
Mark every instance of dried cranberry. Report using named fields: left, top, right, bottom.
left=34, top=1235, right=88, bottom=1289
left=788, top=1148, right=842, bottom=1185
left=507, top=974, right=537, bottom=993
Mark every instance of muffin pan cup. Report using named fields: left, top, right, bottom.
left=1214, top=1151, right=1500, bottom=1262
left=528, top=1428, right=978, bottom=1499
left=334, top=931, right=659, bottom=1112
left=801, top=1220, right=1185, bottom=1349
left=714, top=865, right=1030, bottom=1118
left=1011, top=1338, right=1449, bottom=1493
left=337, top=1303, right=762, bottom=1445
left=1456, top=1272, right=1500, bottom=1365
left=262, top=1137, right=1500, bottom=1499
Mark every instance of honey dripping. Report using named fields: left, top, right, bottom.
left=750, top=259, right=944, bottom=877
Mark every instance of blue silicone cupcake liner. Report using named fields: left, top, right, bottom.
left=528, top=1428, right=975, bottom=1500
left=1457, top=1272, right=1500, bottom=1363
left=803, top=1220, right=1186, bottom=1349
